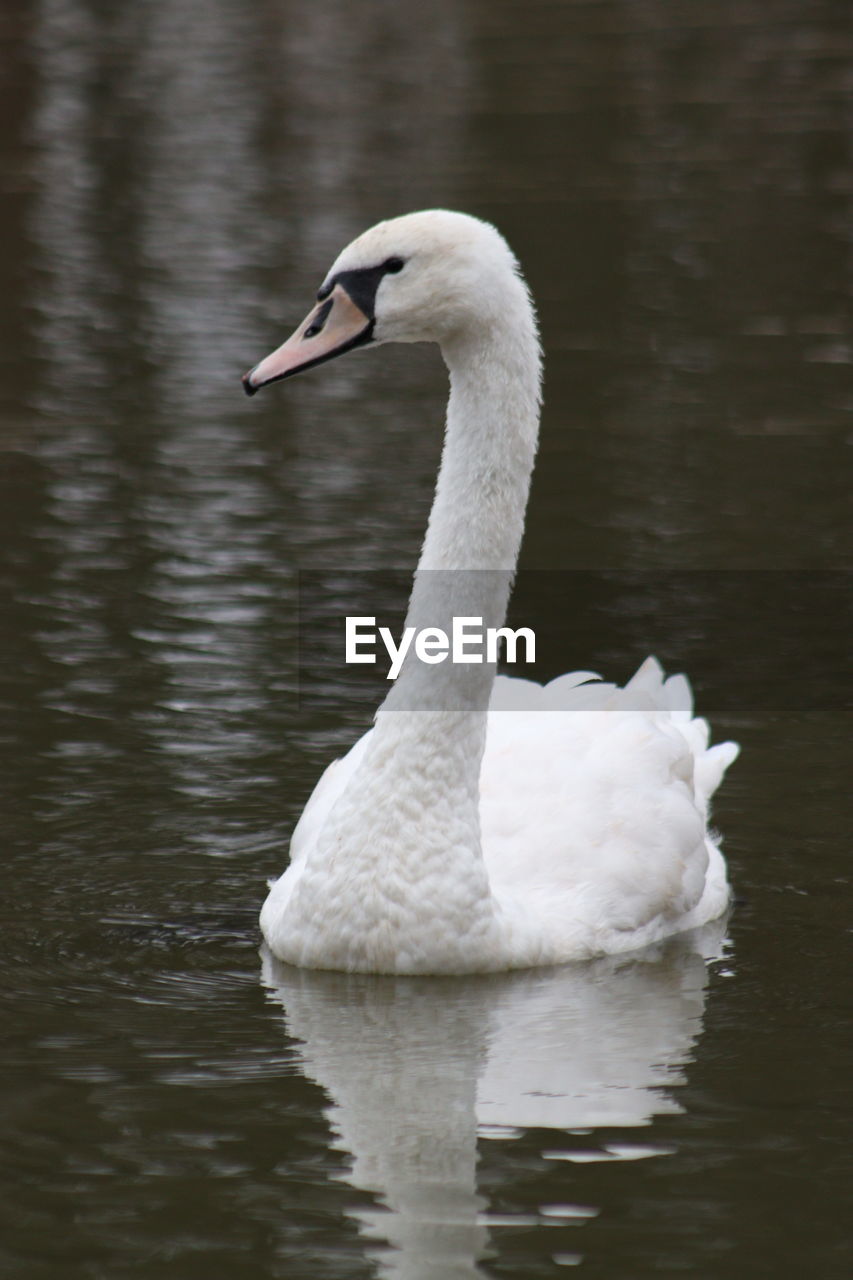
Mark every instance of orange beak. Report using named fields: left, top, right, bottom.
left=242, top=284, right=373, bottom=395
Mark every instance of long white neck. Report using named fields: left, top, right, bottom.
left=421, top=313, right=541, bottom=572
left=288, top=277, right=541, bottom=973
left=383, top=288, right=541, bottom=713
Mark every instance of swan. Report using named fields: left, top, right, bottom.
left=243, top=209, right=738, bottom=974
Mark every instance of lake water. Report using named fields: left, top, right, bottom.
left=1, top=1, right=850, bottom=1276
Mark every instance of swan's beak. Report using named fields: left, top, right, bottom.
left=242, top=284, right=373, bottom=395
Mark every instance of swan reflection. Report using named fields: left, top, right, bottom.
left=262, top=921, right=726, bottom=1277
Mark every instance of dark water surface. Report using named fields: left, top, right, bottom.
left=1, top=2, right=851, bottom=1276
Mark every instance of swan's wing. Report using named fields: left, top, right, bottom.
left=489, top=658, right=691, bottom=714
left=490, top=670, right=604, bottom=710
left=482, top=657, right=738, bottom=955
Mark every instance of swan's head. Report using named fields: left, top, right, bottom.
left=242, top=210, right=529, bottom=394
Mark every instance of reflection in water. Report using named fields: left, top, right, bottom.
left=263, top=921, right=725, bottom=1277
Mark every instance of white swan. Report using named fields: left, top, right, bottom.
left=243, top=209, right=738, bottom=974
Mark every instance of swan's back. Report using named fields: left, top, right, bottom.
left=481, top=658, right=737, bottom=959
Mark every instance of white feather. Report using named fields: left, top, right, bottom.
left=253, top=211, right=739, bottom=974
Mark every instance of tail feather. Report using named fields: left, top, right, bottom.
left=696, top=740, right=740, bottom=802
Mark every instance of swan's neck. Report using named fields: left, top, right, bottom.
left=290, top=295, right=541, bottom=972
left=383, top=303, right=542, bottom=713
left=420, top=317, right=542, bottom=573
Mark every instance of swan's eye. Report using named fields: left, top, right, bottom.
left=384, top=257, right=404, bottom=274
left=303, top=298, right=332, bottom=339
